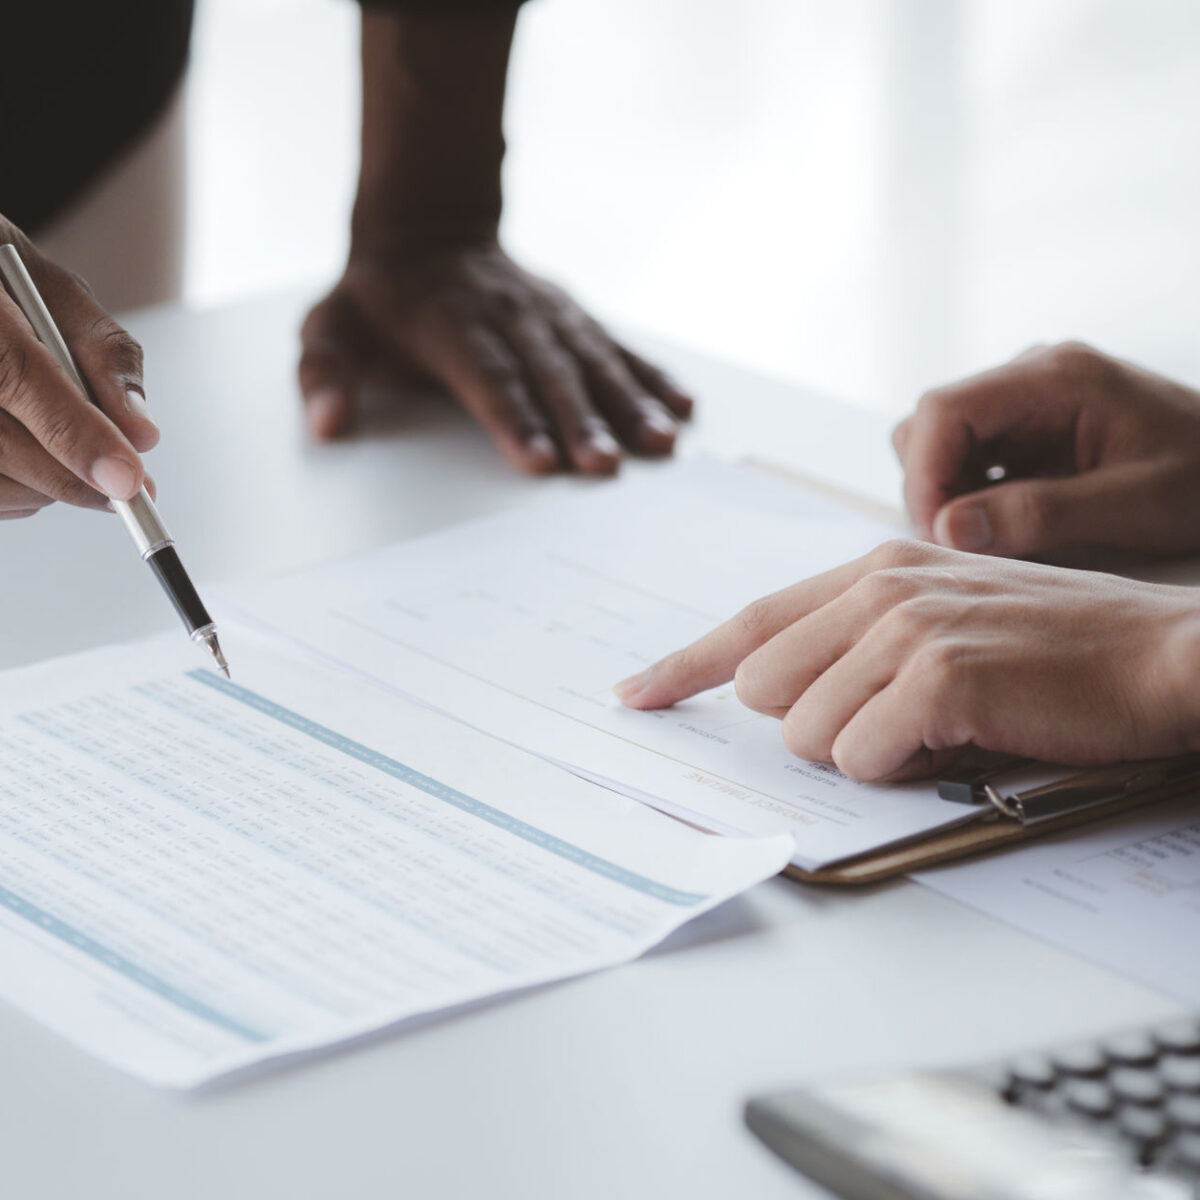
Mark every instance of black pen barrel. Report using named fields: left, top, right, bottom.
left=145, top=544, right=213, bottom=635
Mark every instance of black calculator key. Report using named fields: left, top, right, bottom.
left=1064, top=1079, right=1115, bottom=1119
left=1166, top=1094, right=1200, bottom=1130
left=1008, top=1054, right=1056, bottom=1089
left=1050, top=1043, right=1108, bottom=1077
left=1162, top=1055, right=1200, bottom=1092
left=1154, top=1021, right=1200, bottom=1056
left=1102, top=1030, right=1160, bottom=1067
left=1110, top=1068, right=1167, bottom=1106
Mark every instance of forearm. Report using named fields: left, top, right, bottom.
left=353, top=7, right=520, bottom=253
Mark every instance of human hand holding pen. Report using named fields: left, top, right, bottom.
left=0, top=217, right=158, bottom=519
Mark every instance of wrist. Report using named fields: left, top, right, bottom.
left=354, top=10, right=513, bottom=256
left=349, top=200, right=500, bottom=260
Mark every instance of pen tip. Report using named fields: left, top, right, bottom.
left=197, top=629, right=230, bottom=679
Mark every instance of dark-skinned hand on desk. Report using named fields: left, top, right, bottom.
left=299, top=8, right=692, bottom=475
left=0, top=217, right=157, bottom=521
left=616, top=342, right=1200, bottom=782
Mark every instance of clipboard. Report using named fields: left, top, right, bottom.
left=787, top=756, right=1200, bottom=885
left=740, top=455, right=1200, bottom=886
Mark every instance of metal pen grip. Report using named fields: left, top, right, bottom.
left=114, top=490, right=172, bottom=558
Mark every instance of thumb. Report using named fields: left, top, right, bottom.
left=299, top=292, right=373, bottom=440
left=931, top=466, right=1162, bottom=557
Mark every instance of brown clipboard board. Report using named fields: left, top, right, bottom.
left=786, top=776, right=1200, bottom=885
left=737, top=455, right=1200, bottom=886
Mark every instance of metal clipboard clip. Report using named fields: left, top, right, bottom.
left=968, top=754, right=1200, bottom=827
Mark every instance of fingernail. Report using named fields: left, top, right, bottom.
left=614, top=671, right=648, bottom=703
left=125, top=389, right=155, bottom=425
left=306, top=389, right=344, bottom=438
left=642, top=404, right=677, bottom=437
left=91, top=455, right=140, bottom=501
left=524, top=432, right=559, bottom=466
left=937, top=503, right=993, bottom=552
left=125, top=390, right=160, bottom=451
left=588, top=429, right=621, bottom=457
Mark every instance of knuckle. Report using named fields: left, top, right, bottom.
left=90, top=318, right=143, bottom=380
left=1047, top=339, right=1104, bottom=379
left=887, top=593, right=941, bottom=635
left=67, top=269, right=97, bottom=301
left=732, top=656, right=767, bottom=710
left=858, top=567, right=919, bottom=611
left=868, top=538, right=925, bottom=570
left=863, top=547, right=934, bottom=593
left=534, top=345, right=580, bottom=387
left=470, top=339, right=519, bottom=386
left=493, top=288, right=524, bottom=324
left=915, top=384, right=955, bottom=418
left=911, top=638, right=965, bottom=688
left=736, top=596, right=775, bottom=639
left=555, top=307, right=596, bottom=339
left=0, top=339, right=32, bottom=407
left=299, top=297, right=338, bottom=346
left=40, top=411, right=83, bottom=459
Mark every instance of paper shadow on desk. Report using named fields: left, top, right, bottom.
left=190, top=889, right=821, bottom=1096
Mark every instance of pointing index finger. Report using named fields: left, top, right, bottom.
left=614, top=555, right=875, bottom=710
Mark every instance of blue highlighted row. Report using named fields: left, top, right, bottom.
left=0, top=881, right=268, bottom=1044
left=188, top=669, right=708, bottom=908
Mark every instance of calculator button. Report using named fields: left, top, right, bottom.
left=1167, top=1132, right=1200, bottom=1175
left=1117, top=1105, right=1169, bottom=1151
left=1008, top=1054, right=1056, bottom=1089
left=1064, top=1079, right=1115, bottom=1119
left=1154, top=1021, right=1200, bottom=1056
left=1166, top=1095, right=1200, bottom=1130
left=1102, top=1030, right=1160, bottom=1067
left=1050, top=1043, right=1107, bottom=1077
left=1110, top=1068, right=1167, bottom=1106
left=1162, top=1056, right=1200, bottom=1092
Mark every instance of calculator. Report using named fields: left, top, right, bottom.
left=746, top=1017, right=1200, bottom=1199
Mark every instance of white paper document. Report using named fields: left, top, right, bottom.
left=0, top=633, right=790, bottom=1087
left=230, top=459, right=981, bottom=871
left=917, top=795, right=1200, bottom=1006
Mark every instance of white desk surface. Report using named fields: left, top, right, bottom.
left=0, top=290, right=1182, bottom=1199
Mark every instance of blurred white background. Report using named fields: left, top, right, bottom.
left=186, top=0, right=1200, bottom=414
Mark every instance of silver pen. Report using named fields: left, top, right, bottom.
left=0, top=243, right=229, bottom=677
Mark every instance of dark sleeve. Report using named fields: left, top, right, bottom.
left=4, top=1, right=195, bottom=235
left=356, top=1, right=526, bottom=8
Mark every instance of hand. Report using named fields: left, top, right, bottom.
left=614, top=539, right=1200, bottom=782
left=893, top=342, right=1200, bottom=558
left=0, top=220, right=158, bottom=520
left=299, top=241, right=693, bottom=475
